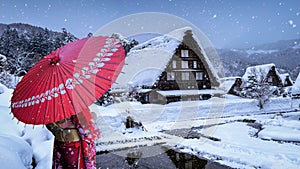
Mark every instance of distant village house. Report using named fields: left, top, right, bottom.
left=292, top=73, right=300, bottom=98
left=222, top=63, right=293, bottom=96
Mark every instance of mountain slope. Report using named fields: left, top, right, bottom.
left=217, top=39, right=300, bottom=80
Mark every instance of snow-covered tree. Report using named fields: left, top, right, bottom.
left=0, top=54, right=8, bottom=72
left=61, top=28, right=77, bottom=45
left=0, top=54, right=10, bottom=86
left=96, top=90, right=114, bottom=106
left=239, top=72, right=278, bottom=109
left=111, top=33, right=139, bottom=54
left=0, top=24, right=80, bottom=88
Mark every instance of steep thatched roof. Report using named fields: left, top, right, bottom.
left=112, top=27, right=220, bottom=89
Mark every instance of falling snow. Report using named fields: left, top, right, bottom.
left=0, top=0, right=299, bottom=52
left=288, top=20, right=297, bottom=28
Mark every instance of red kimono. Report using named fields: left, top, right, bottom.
left=49, top=110, right=100, bottom=169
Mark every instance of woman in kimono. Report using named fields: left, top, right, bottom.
left=46, top=109, right=100, bottom=169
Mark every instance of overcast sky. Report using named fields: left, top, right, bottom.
left=1, top=0, right=299, bottom=48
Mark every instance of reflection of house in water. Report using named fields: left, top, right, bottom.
left=166, top=149, right=207, bottom=169
left=96, top=147, right=230, bottom=169
left=112, top=27, right=223, bottom=104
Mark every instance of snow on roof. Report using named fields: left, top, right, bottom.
left=156, top=89, right=225, bottom=97
left=0, top=84, right=4, bottom=94
left=219, top=77, right=241, bottom=93
left=112, top=27, right=220, bottom=90
left=242, top=63, right=280, bottom=82
left=0, top=54, right=7, bottom=62
left=279, top=73, right=292, bottom=85
left=292, top=73, right=300, bottom=95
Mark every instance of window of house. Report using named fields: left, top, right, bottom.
left=181, top=61, right=188, bottom=69
left=143, top=95, right=149, bottom=102
left=196, top=72, right=203, bottom=80
left=193, top=61, right=197, bottom=68
left=172, top=60, right=177, bottom=68
left=268, top=76, right=273, bottom=83
left=182, top=72, right=189, bottom=80
left=167, top=72, right=175, bottom=80
left=181, top=50, right=189, bottom=57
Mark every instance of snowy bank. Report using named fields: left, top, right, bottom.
left=0, top=83, right=53, bottom=169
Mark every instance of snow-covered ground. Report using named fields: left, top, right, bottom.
left=0, top=83, right=53, bottom=169
left=93, top=96, right=300, bottom=169
left=1, top=82, right=300, bottom=168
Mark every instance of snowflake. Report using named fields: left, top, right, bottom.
left=251, top=16, right=257, bottom=19
left=288, top=20, right=297, bottom=28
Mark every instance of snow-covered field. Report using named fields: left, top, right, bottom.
left=1, top=82, right=300, bottom=169
left=94, top=96, right=300, bottom=169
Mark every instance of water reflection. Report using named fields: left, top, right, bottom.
left=166, top=149, right=207, bottom=169
left=97, top=146, right=231, bottom=169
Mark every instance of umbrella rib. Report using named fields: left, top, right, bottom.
left=61, top=62, right=113, bottom=90
left=65, top=60, right=123, bottom=74
left=52, top=67, right=57, bottom=123
left=37, top=68, right=55, bottom=125
left=55, top=65, right=75, bottom=122
left=61, top=63, right=100, bottom=101
left=62, top=60, right=124, bottom=99
left=58, top=64, right=92, bottom=114
left=62, top=62, right=117, bottom=85
left=12, top=63, right=53, bottom=100
left=14, top=66, right=54, bottom=124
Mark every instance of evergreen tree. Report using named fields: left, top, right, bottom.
left=0, top=54, right=8, bottom=72
left=0, top=24, right=78, bottom=88
left=61, top=28, right=77, bottom=45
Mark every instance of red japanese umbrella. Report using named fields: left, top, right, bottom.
left=11, top=36, right=125, bottom=125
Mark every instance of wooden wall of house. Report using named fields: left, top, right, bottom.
left=228, top=78, right=242, bottom=96
left=155, top=43, right=212, bottom=91
left=283, top=76, right=293, bottom=87
left=265, top=66, right=283, bottom=87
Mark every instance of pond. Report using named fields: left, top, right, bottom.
left=96, top=145, right=232, bottom=169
